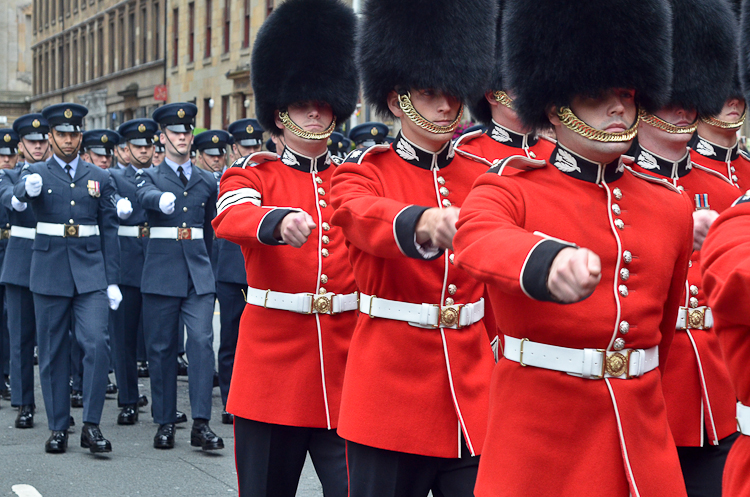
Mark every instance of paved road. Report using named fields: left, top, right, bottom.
left=1, top=303, right=324, bottom=497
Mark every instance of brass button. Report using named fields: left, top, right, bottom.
left=319, top=287, right=327, bottom=295
left=322, top=222, right=330, bottom=231
left=321, top=248, right=329, bottom=257
left=437, top=176, right=445, bottom=185
left=619, top=321, right=629, bottom=334
left=183, top=207, right=188, bottom=212
left=319, top=200, right=327, bottom=208
left=689, top=285, right=699, bottom=296
left=689, top=260, right=692, bottom=268
left=201, top=202, right=205, bottom=207
left=69, top=219, right=74, bottom=224
left=70, top=200, right=75, bottom=206
left=442, top=199, right=452, bottom=208
left=623, top=250, right=632, bottom=264
left=620, top=268, right=629, bottom=281
left=618, top=285, right=628, bottom=297
left=182, top=222, right=187, bottom=228
left=612, top=204, right=621, bottom=215
left=183, top=191, right=188, bottom=196
left=444, top=297, right=454, bottom=306
left=613, top=187, right=622, bottom=200
left=320, top=274, right=328, bottom=284
left=70, top=183, right=75, bottom=188
left=317, top=187, right=326, bottom=196
left=614, top=219, right=625, bottom=230
left=731, top=166, right=736, bottom=173
left=449, top=254, right=455, bottom=265
left=733, top=175, right=739, bottom=182
left=47, top=189, right=52, bottom=194
left=439, top=187, right=449, bottom=196
left=529, top=151, right=536, bottom=159
left=678, top=185, right=685, bottom=191
left=144, top=222, right=149, bottom=226
left=448, top=284, right=457, bottom=295
left=322, top=235, right=329, bottom=244
left=613, top=338, right=625, bottom=351
left=689, top=297, right=699, bottom=308
left=316, top=177, right=323, bottom=184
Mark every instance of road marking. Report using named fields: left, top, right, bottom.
left=12, top=484, right=42, bottom=497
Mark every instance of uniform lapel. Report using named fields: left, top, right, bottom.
left=46, top=157, right=74, bottom=183
left=159, top=162, right=186, bottom=189
left=184, top=167, right=203, bottom=191
left=73, top=161, right=92, bottom=182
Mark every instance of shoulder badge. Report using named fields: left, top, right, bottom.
left=691, top=162, right=735, bottom=186
left=230, top=151, right=276, bottom=169
left=454, top=148, right=492, bottom=168
left=454, top=129, right=484, bottom=148
left=623, top=165, right=681, bottom=194
left=731, top=190, right=750, bottom=206
left=344, top=144, right=390, bottom=164
left=22, top=163, right=29, bottom=171
left=487, top=155, right=546, bottom=175
left=331, top=155, right=344, bottom=166
left=740, top=150, right=750, bottom=162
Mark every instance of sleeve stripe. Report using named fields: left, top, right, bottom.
left=218, top=188, right=261, bottom=214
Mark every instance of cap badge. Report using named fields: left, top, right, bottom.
left=370, top=127, right=378, bottom=136
left=32, top=119, right=40, bottom=128
left=101, top=135, right=108, bottom=143
left=327, top=138, right=333, bottom=146
left=64, top=109, right=73, bottom=119
left=246, top=125, right=254, bottom=134
left=177, top=109, right=186, bottom=119
left=3, top=134, right=10, bottom=143
left=211, top=135, right=219, bottom=144
left=138, top=124, right=146, bottom=133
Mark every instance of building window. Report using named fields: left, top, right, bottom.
left=50, top=0, right=55, bottom=22
left=98, top=23, right=104, bottom=77
left=266, top=0, right=273, bottom=17
left=72, top=37, right=78, bottom=85
left=205, top=0, right=212, bottom=58
left=81, top=31, right=86, bottom=82
left=59, top=0, right=63, bottom=19
left=141, top=6, right=148, bottom=63
left=223, top=0, right=230, bottom=54
left=221, top=95, right=229, bottom=129
left=109, top=17, right=115, bottom=73
left=204, top=98, right=212, bottom=129
left=239, top=92, right=247, bottom=118
left=119, top=13, right=125, bottom=70
left=154, top=3, right=160, bottom=59
left=58, top=44, right=63, bottom=89
left=188, top=2, right=194, bottom=63
left=129, top=11, right=136, bottom=67
left=172, top=8, right=179, bottom=66
left=242, top=0, right=250, bottom=48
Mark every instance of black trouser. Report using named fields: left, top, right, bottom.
left=346, top=439, right=479, bottom=497
left=677, top=431, right=740, bottom=497
left=216, top=282, right=244, bottom=405
left=234, top=416, right=347, bottom=497
left=111, top=285, right=142, bottom=406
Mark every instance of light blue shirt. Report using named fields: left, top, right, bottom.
left=53, top=154, right=80, bottom=178
left=165, top=156, right=192, bottom=181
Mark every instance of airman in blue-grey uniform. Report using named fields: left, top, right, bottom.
left=81, top=129, right=119, bottom=170
left=1, top=115, right=49, bottom=428
left=348, top=121, right=390, bottom=149
left=0, top=129, right=18, bottom=402
left=14, top=103, right=121, bottom=455
left=137, top=103, right=223, bottom=451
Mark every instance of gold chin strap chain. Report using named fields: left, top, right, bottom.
left=398, top=92, right=464, bottom=135
left=700, top=107, right=747, bottom=130
left=639, top=110, right=698, bottom=134
left=279, top=111, right=336, bottom=140
left=557, top=106, right=639, bottom=143
left=493, top=90, right=514, bottom=110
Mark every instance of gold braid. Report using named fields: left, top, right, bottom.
left=398, top=92, right=463, bottom=135
left=557, top=106, right=639, bottom=143
left=279, top=111, right=336, bottom=140
left=493, top=91, right=514, bottom=109
left=638, top=110, right=698, bottom=134
left=700, top=108, right=747, bottom=129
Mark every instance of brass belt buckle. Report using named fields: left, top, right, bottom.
left=64, top=224, right=79, bottom=237
left=605, top=352, right=628, bottom=377
left=312, top=294, right=333, bottom=315
left=139, top=226, right=150, bottom=238
left=1, top=229, right=10, bottom=240
left=177, top=227, right=192, bottom=240
left=439, top=304, right=463, bottom=328
left=688, top=308, right=705, bottom=330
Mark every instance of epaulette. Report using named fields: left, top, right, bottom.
left=454, top=147, right=492, bottom=168
left=731, top=190, right=750, bottom=207
left=344, top=144, right=390, bottom=164
left=331, top=155, right=344, bottom=166
left=740, top=149, right=750, bottom=162
left=230, top=151, right=277, bottom=169
left=454, top=129, right=484, bottom=148
left=691, top=162, right=735, bottom=186
left=487, top=155, right=546, bottom=175
left=21, top=163, right=29, bottom=171
left=623, top=165, right=681, bottom=194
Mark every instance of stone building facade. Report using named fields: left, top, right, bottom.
left=0, top=0, right=34, bottom=125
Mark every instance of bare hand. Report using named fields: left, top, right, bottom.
left=692, top=209, right=720, bottom=251
left=276, top=210, right=317, bottom=248
left=415, top=207, right=460, bottom=250
left=547, top=247, right=602, bottom=303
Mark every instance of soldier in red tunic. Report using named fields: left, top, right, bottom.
left=453, top=1, right=693, bottom=496
left=625, top=1, right=740, bottom=494
left=211, top=1, right=359, bottom=495
left=329, top=0, right=498, bottom=495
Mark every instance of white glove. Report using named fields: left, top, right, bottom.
left=159, top=192, right=176, bottom=214
left=24, top=173, right=43, bottom=197
left=11, top=196, right=27, bottom=212
left=116, top=198, right=133, bottom=219
left=107, top=284, right=122, bottom=311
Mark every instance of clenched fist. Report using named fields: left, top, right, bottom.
left=547, top=247, right=602, bottom=303
left=276, top=210, right=317, bottom=248
left=416, top=206, right=460, bottom=250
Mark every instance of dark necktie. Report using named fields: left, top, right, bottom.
left=65, top=165, right=72, bottom=179
left=177, top=166, right=188, bottom=187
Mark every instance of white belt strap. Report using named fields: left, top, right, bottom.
left=149, top=227, right=204, bottom=240
left=10, top=226, right=35, bottom=239
left=738, top=402, right=750, bottom=436
left=676, top=306, right=714, bottom=330
left=245, top=286, right=358, bottom=315
left=36, top=222, right=100, bottom=237
left=118, top=226, right=139, bottom=237
left=358, top=293, right=484, bottom=329
left=504, top=335, right=659, bottom=380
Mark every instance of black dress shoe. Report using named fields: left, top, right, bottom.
left=190, top=420, right=224, bottom=451
left=69, top=416, right=75, bottom=427
left=221, top=410, right=234, bottom=425
left=70, top=390, right=83, bottom=408
left=81, top=423, right=112, bottom=453
left=45, top=431, right=68, bottom=453
left=106, top=375, right=118, bottom=395
left=138, top=395, right=149, bottom=408
left=1, top=375, right=11, bottom=400
left=175, top=410, right=188, bottom=424
left=16, top=405, right=34, bottom=429
left=137, top=361, right=149, bottom=378
left=33, top=348, right=38, bottom=366
left=154, top=423, right=175, bottom=449
left=177, top=354, right=189, bottom=376
left=117, top=405, right=138, bottom=425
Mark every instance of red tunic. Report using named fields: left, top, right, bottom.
left=330, top=134, right=495, bottom=458
left=629, top=145, right=737, bottom=447
left=455, top=120, right=557, bottom=165
left=212, top=148, right=356, bottom=429
left=454, top=144, right=692, bottom=497
left=689, top=134, right=750, bottom=191
left=701, top=197, right=750, bottom=497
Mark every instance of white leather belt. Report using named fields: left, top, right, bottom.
left=504, top=336, right=659, bottom=380
left=10, top=226, right=35, bottom=239
left=118, top=225, right=150, bottom=238
left=358, top=293, right=484, bottom=329
left=36, top=222, right=99, bottom=237
left=149, top=227, right=204, bottom=240
left=245, top=286, right=358, bottom=315
left=737, top=402, right=750, bottom=436
left=676, top=306, right=713, bottom=330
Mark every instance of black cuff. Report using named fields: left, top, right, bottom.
left=394, top=205, right=444, bottom=261
left=258, top=208, right=295, bottom=246
left=522, top=239, right=571, bottom=302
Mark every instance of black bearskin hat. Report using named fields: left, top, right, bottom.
left=469, top=0, right=505, bottom=126
left=358, top=0, right=498, bottom=117
left=251, top=0, right=358, bottom=136
left=670, top=0, right=737, bottom=115
left=503, top=0, right=673, bottom=129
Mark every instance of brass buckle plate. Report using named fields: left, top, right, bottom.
left=1, top=229, right=10, bottom=240
left=64, top=224, right=79, bottom=237
left=605, top=352, right=628, bottom=377
left=139, top=226, right=150, bottom=238
left=688, top=309, right=705, bottom=330
left=177, top=228, right=192, bottom=240
left=312, top=295, right=333, bottom=315
left=439, top=304, right=463, bottom=328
